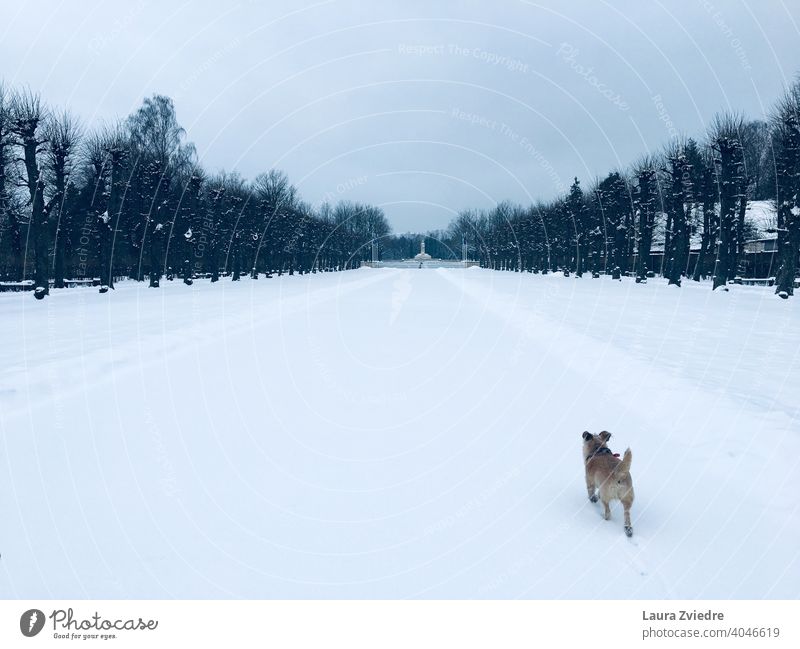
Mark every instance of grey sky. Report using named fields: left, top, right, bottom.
left=2, top=0, right=797, bottom=232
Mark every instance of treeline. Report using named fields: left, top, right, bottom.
left=382, top=231, right=458, bottom=260
left=440, top=80, right=800, bottom=298
left=0, top=87, right=390, bottom=298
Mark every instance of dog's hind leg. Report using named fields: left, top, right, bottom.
left=602, top=499, right=611, bottom=520
left=586, top=474, right=597, bottom=503
left=622, top=495, right=633, bottom=537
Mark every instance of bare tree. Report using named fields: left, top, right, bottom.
left=174, top=165, right=204, bottom=284
left=11, top=90, right=56, bottom=298
left=772, top=81, right=800, bottom=298
left=740, top=120, right=773, bottom=201
left=44, top=110, right=82, bottom=288
left=127, top=95, right=195, bottom=287
left=78, top=131, right=111, bottom=283
left=691, top=148, right=717, bottom=282
left=663, top=141, right=692, bottom=286
left=253, top=169, right=297, bottom=275
left=0, top=83, right=23, bottom=280
left=632, top=157, right=659, bottom=283
left=100, top=123, right=128, bottom=290
left=594, top=170, right=631, bottom=279
left=708, top=114, right=745, bottom=290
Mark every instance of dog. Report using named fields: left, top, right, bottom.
left=582, top=431, right=634, bottom=537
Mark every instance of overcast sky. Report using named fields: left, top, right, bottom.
left=2, top=0, right=797, bottom=232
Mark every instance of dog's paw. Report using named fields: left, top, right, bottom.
left=624, top=526, right=633, bottom=538
left=589, top=494, right=598, bottom=503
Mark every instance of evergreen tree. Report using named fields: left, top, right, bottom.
left=595, top=171, right=630, bottom=279
left=633, top=160, right=658, bottom=283
left=565, top=178, right=587, bottom=276
left=692, top=154, right=717, bottom=281
left=709, top=114, right=745, bottom=290
left=664, top=142, right=691, bottom=286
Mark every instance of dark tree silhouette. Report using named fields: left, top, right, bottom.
left=633, top=159, right=658, bottom=283
left=773, top=81, right=800, bottom=298
left=709, top=114, right=745, bottom=290
left=11, top=90, right=55, bottom=298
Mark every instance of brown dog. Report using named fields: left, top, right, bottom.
left=582, top=431, right=634, bottom=537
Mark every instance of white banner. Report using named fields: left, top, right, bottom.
left=0, top=600, right=795, bottom=648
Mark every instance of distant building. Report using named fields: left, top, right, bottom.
left=646, top=201, right=783, bottom=280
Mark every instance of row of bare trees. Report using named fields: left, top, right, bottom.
left=439, top=80, right=800, bottom=298
left=0, top=86, right=390, bottom=298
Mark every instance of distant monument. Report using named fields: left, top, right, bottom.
left=360, top=235, right=478, bottom=268
left=414, top=239, right=432, bottom=262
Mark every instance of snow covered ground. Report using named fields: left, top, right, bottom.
left=1, top=268, right=798, bottom=599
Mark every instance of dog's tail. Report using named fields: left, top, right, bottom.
left=614, top=448, right=632, bottom=477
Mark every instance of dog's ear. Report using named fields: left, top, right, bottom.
left=582, top=431, right=592, bottom=441
left=599, top=431, right=612, bottom=441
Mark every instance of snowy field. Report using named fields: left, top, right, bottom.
left=1, top=268, right=798, bottom=599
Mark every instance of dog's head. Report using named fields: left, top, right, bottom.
left=582, top=430, right=611, bottom=459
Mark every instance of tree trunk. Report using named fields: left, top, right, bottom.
left=149, top=223, right=162, bottom=288
left=232, top=236, right=241, bottom=281
left=635, top=170, right=656, bottom=283
left=98, top=212, right=112, bottom=289
left=667, top=159, right=688, bottom=287
left=734, top=177, right=748, bottom=282
left=713, top=145, right=738, bottom=290
left=183, top=258, right=193, bottom=285
left=210, top=239, right=219, bottom=282
left=53, top=228, right=66, bottom=288
left=693, top=202, right=711, bottom=282
left=775, top=204, right=799, bottom=298
left=20, top=129, right=49, bottom=296
left=105, top=152, right=126, bottom=289
left=31, top=180, right=49, bottom=296
left=663, top=212, right=673, bottom=278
